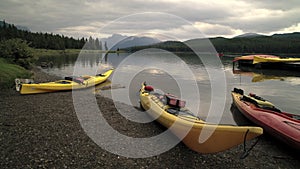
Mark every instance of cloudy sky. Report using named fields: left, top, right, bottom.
left=1, top=0, right=300, bottom=41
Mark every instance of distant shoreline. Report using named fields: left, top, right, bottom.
left=33, top=48, right=300, bottom=57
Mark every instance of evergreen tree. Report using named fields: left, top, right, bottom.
left=0, top=21, right=86, bottom=49
left=99, top=41, right=102, bottom=50
left=104, top=41, right=108, bottom=51
left=95, top=38, right=100, bottom=50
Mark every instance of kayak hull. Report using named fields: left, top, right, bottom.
left=20, top=69, right=113, bottom=94
left=231, top=91, right=300, bottom=150
left=253, top=56, right=300, bottom=64
left=140, top=83, right=263, bottom=154
left=233, top=55, right=280, bottom=68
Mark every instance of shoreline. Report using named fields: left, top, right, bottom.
left=0, top=67, right=299, bottom=168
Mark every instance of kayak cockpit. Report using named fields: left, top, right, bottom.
left=54, top=80, right=72, bottom=84
left=145, top=86, right=200, bottom=120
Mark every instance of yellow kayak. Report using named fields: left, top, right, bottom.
left=139, top=82, right=263, bottom=154
left=253, top=56, right=300, bottom=64
left=19, top=69, right=114, bottom=94
left=233, top=54, right=279, bottom=62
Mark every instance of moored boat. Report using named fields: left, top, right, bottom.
left=18, top=69, right=114, bottom=94
left=253, top=56, right=300, bottom=64
left=233, top=54, right=300, bottom=71
left=231, top=88, right=300, bottom=150
left=233, top=55, right=279, bottom=67
left=139, top=82, right=263, bottom=154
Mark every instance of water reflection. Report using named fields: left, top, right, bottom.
left=233, top=65, right=300, bottom=84
left=230, top=57, right=300, bottom=119
left=37, top=53, right=300, bottom=125
left=230, top=104, right=252, bottom=126
left=38, top=54, right=78, bottom=70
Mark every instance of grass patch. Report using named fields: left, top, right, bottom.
left=33, top=48, right=126, bottom=58
left=0, top=58, right=32, bottom=89
left=33, top=49, right=81, bottom=58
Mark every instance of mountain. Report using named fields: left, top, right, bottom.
left=101, top=34, right=160, bottom=50
left=234, top=33, right=265, bottom=38
left=100, top=34, right=126, bottom=49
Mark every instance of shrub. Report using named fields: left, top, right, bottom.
left=0, top=38, right=36, bottom=69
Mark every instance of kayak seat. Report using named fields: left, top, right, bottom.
left=96, top=73, right=105, bottom=77
left=65, top=76, right=85, bottom=84
left=166, top=107, right=198, bottom=117
left=166, top=107, right=180, bottom=115
left=57, top=80, right=71, bottom=84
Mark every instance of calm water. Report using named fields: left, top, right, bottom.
left=38, top=52, right=300, bottom=125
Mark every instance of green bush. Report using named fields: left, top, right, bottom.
left=0, top=38, right=36, bottom=69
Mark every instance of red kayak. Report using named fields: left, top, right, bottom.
left=231, top=88, right=300, bottom=150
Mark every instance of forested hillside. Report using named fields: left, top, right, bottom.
left=0, top=20, right=86, bottom=49
left=209, top=33, right=300, bottom=53
left=124, top=33, right=300, bottom=54
left=125, top=41, right=193, bottom=53
left=1, top=20, right=299, bottom=54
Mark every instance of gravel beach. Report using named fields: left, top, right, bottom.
left=0, top=68, right=299, bottom=168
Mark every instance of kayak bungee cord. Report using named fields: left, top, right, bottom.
left=240, top=129, right=261, bottom=159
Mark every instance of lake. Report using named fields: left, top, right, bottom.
left=38, top=51, right=300, bottom=125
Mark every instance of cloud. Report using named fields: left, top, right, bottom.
left=240, top=0, right=300, bottom=10
left=193, top=22, right=243, bottom=38
left=270, top=22, right=300, bottom=35
left=226, top=8, right=300, bottom=33
left=1, top=0, right=300, bottom=40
